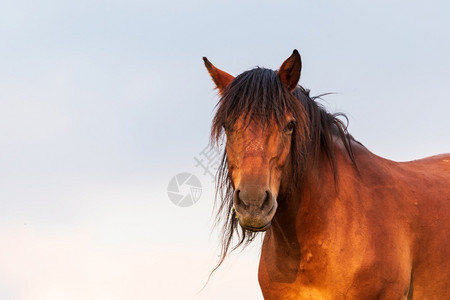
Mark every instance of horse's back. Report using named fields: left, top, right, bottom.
left=405, top=153, right=450, bottom=172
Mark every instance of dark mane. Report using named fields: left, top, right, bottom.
left=210, top=67, right=357, bottom=273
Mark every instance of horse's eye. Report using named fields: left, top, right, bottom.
left=283, top=121, right=295, bottom=134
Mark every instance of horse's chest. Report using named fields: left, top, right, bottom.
left=259, top=239, right=412, bottom=300
left=258, top=266, right=332, bottom=300
left=259, top=241, right=333, bottom=299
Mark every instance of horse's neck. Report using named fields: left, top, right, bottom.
left=261, top=140, right=357, bottom=282
left=273, top=139, right=343, bottom=238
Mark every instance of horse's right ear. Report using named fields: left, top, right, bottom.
left=203, top=57, right=234, bottom=95
left=278, top=49, right=302, bottom=92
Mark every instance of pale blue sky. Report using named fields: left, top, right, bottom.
left=0, top=0, right=449, bottom=299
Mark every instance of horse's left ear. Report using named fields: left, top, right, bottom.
left=203, top=57, right=235, bottom=95
left=278, top=49, right=302, bottom=92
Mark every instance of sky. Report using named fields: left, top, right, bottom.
left=0, top=0, right=449, bottom=299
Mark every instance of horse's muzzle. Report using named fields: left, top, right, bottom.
left=233, top=185, right=277, bottom=231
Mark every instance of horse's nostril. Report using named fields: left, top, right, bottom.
left=262, top=190, right=272, bottom=210
left=234, top=189, right=245, bottom=207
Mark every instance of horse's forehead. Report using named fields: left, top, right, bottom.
left=230, top=119, right=281, bottom=156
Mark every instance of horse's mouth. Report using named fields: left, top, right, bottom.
left=241, top=222, right=271, bottom=232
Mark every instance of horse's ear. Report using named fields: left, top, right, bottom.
left=203, top=57, right=234, bottom=95
left=278, top=49, right=302, bottom=92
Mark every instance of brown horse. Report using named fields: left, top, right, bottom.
left=203, top=50, right=450, bottom=299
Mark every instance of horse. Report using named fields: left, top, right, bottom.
left=203, top=50, right=450, bottom=299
